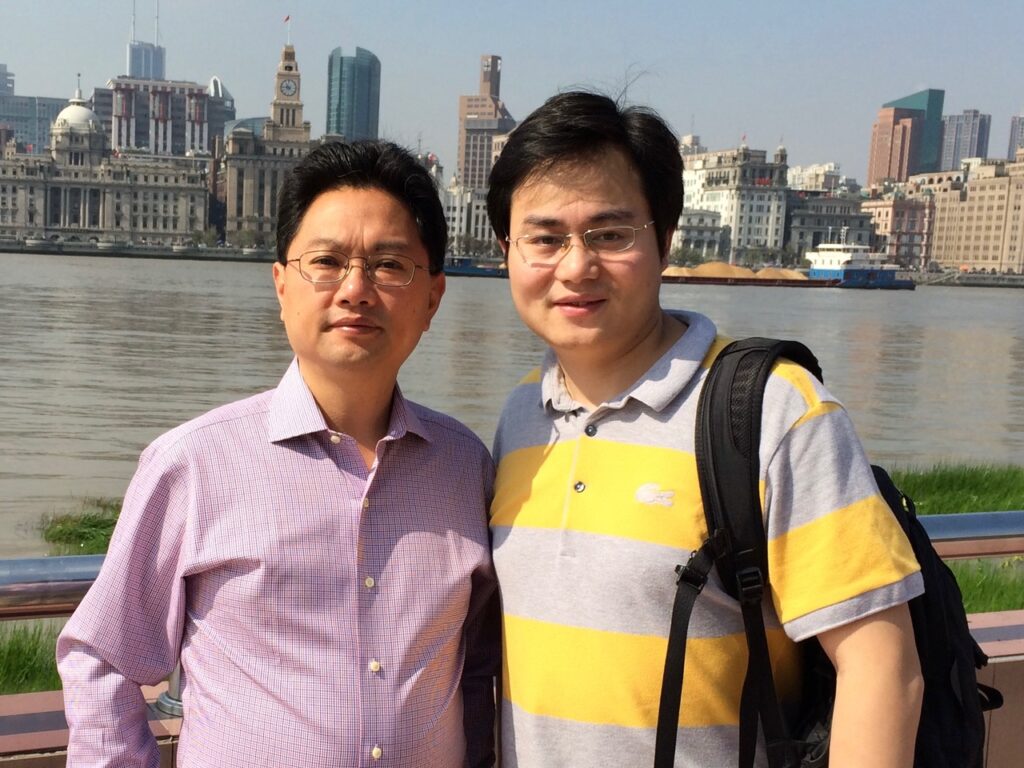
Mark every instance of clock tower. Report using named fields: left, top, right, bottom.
left=264, top=44, right=310, bottom=143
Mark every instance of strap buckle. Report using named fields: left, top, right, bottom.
left=735, top=566, right=765, bottom=605
left=675, top=542, right=715, bottom=593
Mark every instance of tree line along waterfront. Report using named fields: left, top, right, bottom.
left=4, top=463, right=1023, bottom=695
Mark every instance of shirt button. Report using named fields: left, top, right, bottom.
left=371, top=745, right=382, bottom=760
left=364, top=576, right=375, bottom=589
left=362, top=498, right=370, bottom=510
left=584, top=424, right=597, bottom=437
left=574, top=481, right=586, bottom=493
left=368, top=659, right=381, bottom=673
left=329, top=434, right=341, bottom=444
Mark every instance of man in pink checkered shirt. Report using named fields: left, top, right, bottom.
left=58, top=141, right=499, bottom=767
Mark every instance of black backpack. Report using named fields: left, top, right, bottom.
left=654, top=337, right=1003, bottom=768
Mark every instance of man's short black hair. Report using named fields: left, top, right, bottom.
left=487, top=91, right=683, bottom=257
left=276, top=140, right=447, bottom=273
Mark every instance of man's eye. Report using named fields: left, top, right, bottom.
left=309, top=255, right=342, bottom=268
left=591, top=229, right=626, bottom=243
left=372, top=257, right=407, bottom=271
left=526, top=235, right=564, bottom=248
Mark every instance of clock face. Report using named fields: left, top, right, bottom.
left=280, top=78, right=297, bottom=97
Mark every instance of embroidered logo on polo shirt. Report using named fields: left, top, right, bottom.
left=636, top=483, right=675, bottom=507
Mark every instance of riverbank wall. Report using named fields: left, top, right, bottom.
left=0, top=239, right=275, bottom=264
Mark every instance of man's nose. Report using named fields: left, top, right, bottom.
left=555, top=235, right=600, bottom=278
left=335, top=258, right=377, bottom=300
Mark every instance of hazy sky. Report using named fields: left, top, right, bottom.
left=5, top=0, right=1024, bottom=182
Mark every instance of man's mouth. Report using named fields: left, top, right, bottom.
left=326, top=316, right=381, bottom=331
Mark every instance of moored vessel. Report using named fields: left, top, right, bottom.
left=805, top=243, right=915, bottom=290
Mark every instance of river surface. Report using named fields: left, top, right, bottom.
left=2, top=251, right=1023, bottom=556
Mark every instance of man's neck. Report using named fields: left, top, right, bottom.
left=300, top=363, right=396, bottom=467
left=557, top=312, right=687, bottom=410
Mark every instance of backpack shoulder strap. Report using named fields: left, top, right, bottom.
left=696, top=337, right=821, bottom=768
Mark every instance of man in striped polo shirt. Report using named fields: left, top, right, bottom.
left=485, top=92, right=924, bottom=767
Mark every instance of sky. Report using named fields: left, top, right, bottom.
left=4, top=0, right=1024, bottom=183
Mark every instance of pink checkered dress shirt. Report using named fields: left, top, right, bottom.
left=57, top=360, right=499, bottom=768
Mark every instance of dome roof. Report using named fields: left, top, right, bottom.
left=54, top=89, right=101, bottom=132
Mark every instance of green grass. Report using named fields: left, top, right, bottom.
left=890, top=464, right=1024, bottom=612
left=2, top=467, right=1022, bottom=695
left=40, top=497, right=121, bottom=555
left=0, top=621, right=63, bottom=694
left=949, top=558, right=1024, bottom=614
left=889, top=464, right=1024, bottom=515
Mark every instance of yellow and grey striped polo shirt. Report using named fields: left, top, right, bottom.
left=491, top=310, right=923, bottom=768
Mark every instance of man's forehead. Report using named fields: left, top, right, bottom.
left=510, top=149, right=645, bottom=218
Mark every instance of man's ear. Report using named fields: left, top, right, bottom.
left=661, top=227, right=676, bottom=267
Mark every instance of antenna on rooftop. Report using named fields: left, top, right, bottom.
left=154, top=0, right=160, bottom=45
left=130, top=0, right=136, bottom=42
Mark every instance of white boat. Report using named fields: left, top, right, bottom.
left=806, top=243, right=915, bottom=290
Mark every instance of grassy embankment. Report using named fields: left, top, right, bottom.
left=0, top=498, right=119, bottom=694
left=890, top=464, right=1024, bottom=613
left=2, top=465, right=1023, bottom=694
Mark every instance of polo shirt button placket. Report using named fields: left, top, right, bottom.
left=584, top=424, right=597, bottom=437
left=574, top=481, right=586, bottom=493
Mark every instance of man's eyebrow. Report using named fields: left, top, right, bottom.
left=520, top=209, right=635, bottom=228
left=301, top=237, right=413, bottom=252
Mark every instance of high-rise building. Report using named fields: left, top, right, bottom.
left=0, top=66, right=67, bottom=153
left=867, top=107, right=921, bottom=186
left=127, top=1, right=166, bottom=79
left=326, top=47, right=381, bottom=141
left=1008, top=114, right=1024, bottom=160
left=940, top=109, right=990, bottom=170
left=90, top=75, right=235, bottom=156
left=0, top=64, right=14, bottom=96
left=866, top=89, right=944, bottom=186
left=128, top=41, right=166, bottom=80
left=457, top=55, right=515, bottom=189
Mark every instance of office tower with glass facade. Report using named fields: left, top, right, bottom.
left=326, top=47, right=380, bottom=141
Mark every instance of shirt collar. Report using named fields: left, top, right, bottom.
left=539, top=310, right=718, bottom=414
left=267, top=359, right=433, bottom=444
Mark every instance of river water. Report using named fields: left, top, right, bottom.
left=2, top=251, right=1023, bottom=556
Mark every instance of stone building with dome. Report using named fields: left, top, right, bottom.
left=0, top=88, right=208, bottom=244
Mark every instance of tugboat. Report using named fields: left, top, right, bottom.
left=805, top=241, right=915, bottom=290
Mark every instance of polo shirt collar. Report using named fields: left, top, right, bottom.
left=539, top=310, right=718, bottom=414
left=267, top=359, right=432, bottom=444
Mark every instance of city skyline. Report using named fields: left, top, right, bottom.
left=5, top=0, right=1024, bottom=181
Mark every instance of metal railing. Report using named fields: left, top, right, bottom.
left=3, top=509, right=1024, bottom=718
